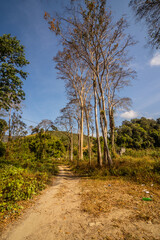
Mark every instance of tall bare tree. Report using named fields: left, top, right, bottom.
left=45, top=0, right=135, bottom=167
left=54, top=48, right=92, bottom=160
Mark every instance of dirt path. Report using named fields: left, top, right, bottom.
left=1, top=165, right=160, bottom=240
left=1, top=165, right=96, bottom=240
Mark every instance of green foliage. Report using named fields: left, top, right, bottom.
left=0, top=165, right=49, bottom=216
left=0, top=132, right=61, bottom=220
left=27, top=132, right=65, bottom=160
left=0, top=34, right=29, bottom=111
left=0, top=166, right=47, bottom=201
left=124, top=148, right=160, bottom=159
left=116, top=117, right=160, bottom=149
left=5, top=132, right=64, bottom=161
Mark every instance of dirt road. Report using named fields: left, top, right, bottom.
left=1, top=165, right=160, bottom=240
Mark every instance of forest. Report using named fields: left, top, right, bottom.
left=0, top=0, right=160, bottom=234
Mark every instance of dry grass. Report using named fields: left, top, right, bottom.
left=80, top=178, right=160, bottom=223
left=80, top=178, right=160, bottom=239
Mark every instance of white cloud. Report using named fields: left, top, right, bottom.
left=150, top=52, right=160, bottom=66
left=120, top=110, right=138, bottom=119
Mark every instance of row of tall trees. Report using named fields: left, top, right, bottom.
left=45, top=0, right=136, bottom=167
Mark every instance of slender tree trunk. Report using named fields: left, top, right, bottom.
left=77, top=121, right=80, bottom=165
left=70, top=130, right=73, bottom=162
left=8, top=108, right=12, bottom=141
left=80, top=105, right=84, bottom=160
left=103, top=141, right=108, bottom=165
left=84, top=107, right=91, bottom=166
left=99, top=111, right=107, bottom=165
left=98, top=94, right=113, bottom=167
left=109, top=107, right=116, bottom=156
left=99, top=112, right=112, bottom=167
left=93, top=81, right=102, bottom=167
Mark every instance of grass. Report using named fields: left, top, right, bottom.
left=70, top=150, right=160, bottom=184
left=69, top=149, right=160, bottom=230
left=80, top=178, right=160, bottom=221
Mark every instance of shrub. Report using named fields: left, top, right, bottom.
left=0, top=141, right=6, bottom=157
left=0, top=165, right=50, bottom=216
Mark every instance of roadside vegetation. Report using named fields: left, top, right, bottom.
left=71, top=149, right=160, bottom=183
left=0, top=132, right=61, bottom=228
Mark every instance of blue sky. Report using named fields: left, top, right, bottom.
left=0, top=0, right=160, bottom=128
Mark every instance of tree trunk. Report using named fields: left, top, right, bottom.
left=70, top=130, right=73, bottom=162
left=97, top=93, right=113, bottom=167
left=99, top=112, right=112, bottom=167
left=103, top=141, right=108, bottom=165
left=109, top=107, right=116, bottom=156
left=8, top=108, right=12, bottom=141
left=97, top=75, right=113, bottom=167
left=77, top=121, right=80, bottom=165
left=93, top=81, right=102, bottom=167
left=80, top=105, right=84, bottom=160
left=84, top=107, right=92, bottom=166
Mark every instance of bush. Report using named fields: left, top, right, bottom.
left=0, top=165, right=50, bottom=216
left=0, top=141, right=6, bottom=157
left=0, top=165, right=48, bottom=201
left=124, top=148, right=160, bottom=159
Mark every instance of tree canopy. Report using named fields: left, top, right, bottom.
left=116, top=117, right=160, bottom=149
left=0, top=34, right=29, bottom=111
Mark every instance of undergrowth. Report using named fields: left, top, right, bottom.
left=0, top=134, right=60, bottom=224
left=0, top=158, right=59, bottom=222
left=71, top=152, right=160, bottom=184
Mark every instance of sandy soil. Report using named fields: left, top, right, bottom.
left=0, top=165, right=160, bottom=240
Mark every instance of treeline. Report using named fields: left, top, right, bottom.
left=116, top=117, right=160, bottom=149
